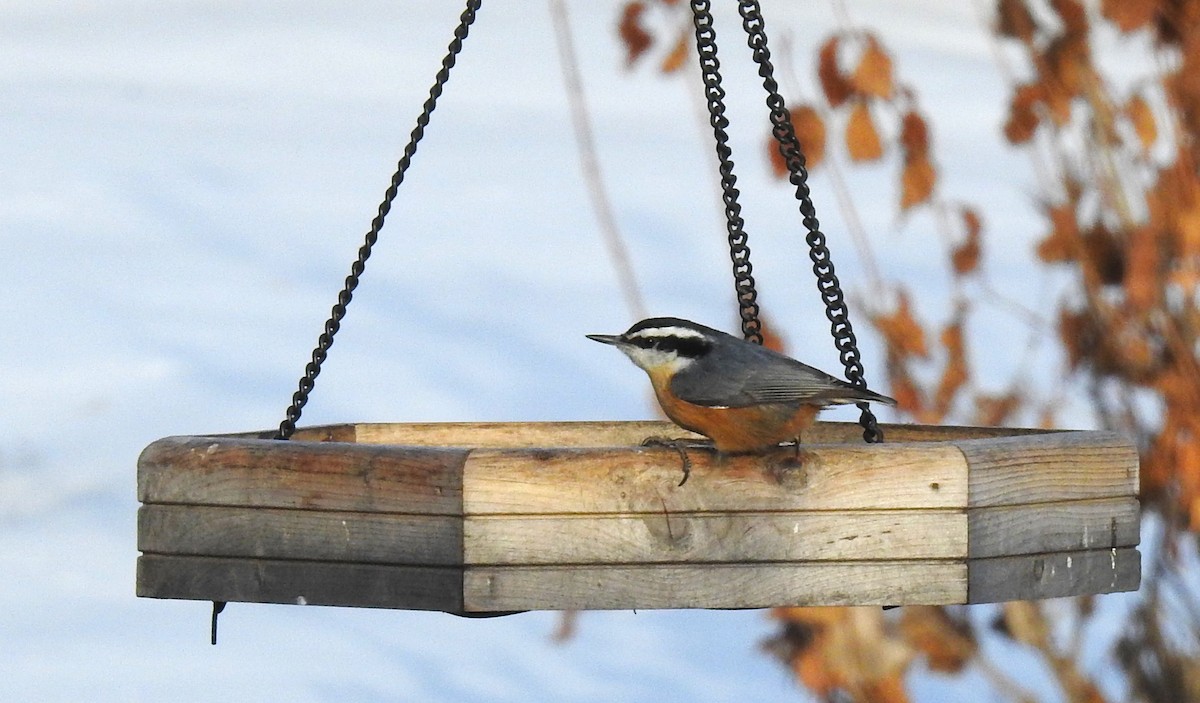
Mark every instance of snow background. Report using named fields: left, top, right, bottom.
left=0, top=1, right=1142, bottom=700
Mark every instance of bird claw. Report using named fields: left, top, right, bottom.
left=640, top=436, right=705, bottom=486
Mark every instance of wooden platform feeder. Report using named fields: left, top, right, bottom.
left=136, top=420, right=1141, bottom=613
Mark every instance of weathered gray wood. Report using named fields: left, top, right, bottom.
left=462, top=561, right=967, bottom=610
left=136, top=554, right=466, bottom=612
left=961, top=431, right=1138, bottom=507
left=967, top=548, right=1141, bottom=602
left=138, top=505, right=464, bottom=565
left=135, top=423, right=1142, bottom=611
left=463, top=444, right=968, bottom=514
left=968, top=498, right=1140, bottom=558
left=138, top=436, right=467, bottom=515
left=464, top=510, right=967, bottom=564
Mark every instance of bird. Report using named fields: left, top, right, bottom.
left=587, top=317, right=896, bottom=454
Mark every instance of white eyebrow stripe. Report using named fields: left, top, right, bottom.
left=627, top=326, right=707, bottom=340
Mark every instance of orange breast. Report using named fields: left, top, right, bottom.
left=647, top=370, right=820, bottom=453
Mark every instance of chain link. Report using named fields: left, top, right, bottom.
left=735, top=0, right=883, bottom=443
left=273, top=0, right=482, bottom=441
left=689, top=0, right=763, bottom=345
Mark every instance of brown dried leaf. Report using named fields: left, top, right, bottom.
left=899, top=607, right=978, bottom=674
left=900, top=111, right=929, bottom=158
left=1003, top=602, right=1049, bottom=648
left=996, top=0, right=1037, bottom=42
left=1126, top=94, right=1157, bottom=149
left=791, top=105, right=826, bottom=170
left=660, top=29, right=689, bottom=73
left=1101, top=0, right=1158, bottom=32
left=851, top=36, right=894, bottom=99
left=873, top=292, right=929, bottom=359
left=1004, top=83, right=1043, bottom=144
left=901, top=154, right=937, bottom=210
left=934, top=320, right=969, bottom=416
left=846, top=100, right=884, bottom=162
left=952, top=208, right=982, bottom=275
left=975, top=392, right=1022, bottom=426
left=1036, top=204, right=1079, bottom=262
left=818, top=36, right=853, bottom=107
left=618, top=2, right=653, bottom=67
left=1051, top=0, right=1087, bottom=36
left=1125, top=225, right=1161, bottom=312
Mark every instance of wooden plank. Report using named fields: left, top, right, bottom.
left=967, top=547, right=1140, bottom=602
left=347, top=420, right=1052, bottom=448
left=462, top=561, right=967, bottom=611
left=463, top=444, right=968, bottom=514
left=136, top=554, right=466, bottom=612
left=138, top=505, right=464, bottom=565
left=464, top=510, right=966, bottom=564
left=968, top=498, right=1140, bottom=558
left=961, top=431, right=1138, bottom=506
left=138, top=435, right=467, bottom=514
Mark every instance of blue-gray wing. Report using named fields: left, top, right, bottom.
left=670, top=345, right=895, bottom=407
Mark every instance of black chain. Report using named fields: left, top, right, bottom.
left=272, top=0, right=482, bottom=441
left=689, top=0, right=762, bottom=345
left=735, top=1, right=882, bottom=443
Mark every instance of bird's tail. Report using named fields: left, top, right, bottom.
left=817, top=386, right=897, bottom=406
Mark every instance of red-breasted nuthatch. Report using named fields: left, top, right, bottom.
left=588, top=317, right=896, bottom=453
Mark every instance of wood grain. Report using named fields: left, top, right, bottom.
left=464, top=510, right=967, bottom=564
left=136, top=554, right=466, bottom=612
left=968, top=498, right=1140, bottom=558
left=138, top=436, right=467, bottom=514
left=344, top=420, right=1052, bottom=448
left=967, top=547, right=1141, bottom=602
left=462, top=561, right=967, bottom=610
left=961, top=431, right=1138, bottom=506
left=462, top=444, right=967, bottom=514
left=138, top=504, right=464, bottom=565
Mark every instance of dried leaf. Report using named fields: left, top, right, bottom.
left=846, top=101, right=884, bottom=161
left=1004, top=83, right=1043, bottom=144
left=1125, top=225, right=1160, bottom=311
left=660, top=29, right=689, bottom=73
left=900, top=154, right=936, bottom=210
left=1081, top=225, right=1125, bottom=286
left=1036, top=203, right=1079, bottom=262
left=851, top=36, right=894, bottom=99
left=900, top=111, right=929, bottom=158
left=1051, top=0, right=1087, bottom=36
left=1004, top=602, right=1049, bottom=648
left=1126, top=94, right=1157, bottom=149
left=872, top=292, right=928, bottom=359
left=952, top=208, right=982, bottom=275
left=1101, top=0, right=1158, bottom=32
left=934, top=320, right=969, bottom=416
left=818, top=36, right=853, bottom=107
left=996, top=0, right=1037, bottom=42
left=976, top=392, right=1021, bottom=426
left=899, top=607, right=978, bottom=674
left=889, top=366, right=924, bottom=417
left=791, top=105, right=826, bottom=170
left=618, top=2, right=653, bottom=67
left=1044, top=34, right=1090, bottom=101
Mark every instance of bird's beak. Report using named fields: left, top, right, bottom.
left=586, top=333, right=622, bottom=345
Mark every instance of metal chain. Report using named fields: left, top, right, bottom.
left=689, top=0, right=762, bottom=345
left=735, top=0, right=883, bottom=443
left=273, top=0, right=482, bottom=441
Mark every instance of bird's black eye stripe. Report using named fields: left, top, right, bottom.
left=653, top=336, right=711, bottom=358
left=628, top=336, right=656, bottom=349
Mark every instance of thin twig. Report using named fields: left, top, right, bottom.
left=548, top=0, right=647, bottom=320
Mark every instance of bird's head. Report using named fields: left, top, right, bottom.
left=587, top=317, right=717, bottom=375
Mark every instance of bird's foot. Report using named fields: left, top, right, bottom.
left=640, top=436, right=711, bottom=486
